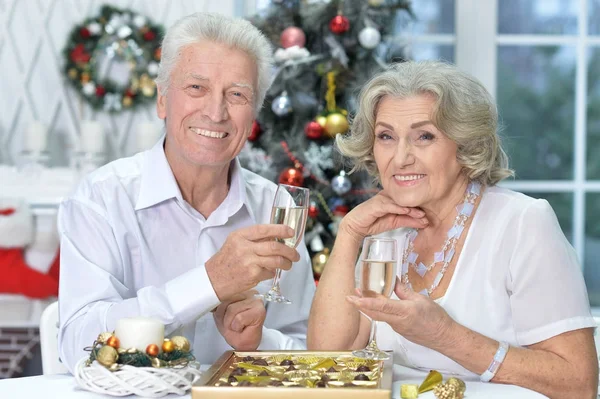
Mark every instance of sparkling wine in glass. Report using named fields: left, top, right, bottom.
left=353, top=237, right=398, bottom=360
left=264, top=184, right=309, bottom=304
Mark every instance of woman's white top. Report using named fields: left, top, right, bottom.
left=375, top=186, right=596, bottom=377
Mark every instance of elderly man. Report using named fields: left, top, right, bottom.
left=58, top=12, right=315, bottom=373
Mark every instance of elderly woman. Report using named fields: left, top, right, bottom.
left=308, top=61, right=598, bottom=398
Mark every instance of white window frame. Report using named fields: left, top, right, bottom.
left=456, top=0, right=600, bottom=273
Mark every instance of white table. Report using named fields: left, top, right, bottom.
left=0, top=365, right=547, bottom=398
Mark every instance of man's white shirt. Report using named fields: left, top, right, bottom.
left=57, top=138, right=316, bottom=373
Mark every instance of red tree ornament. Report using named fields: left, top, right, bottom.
left=143, top=30, right=156, bottom=41
left=304, top=120, right=324, bottom=140
left=308, top=203, right=319, bottom=218
left=329, top=15, right=350, bottom=34
left=279, top=168, right=304, bottom=187
left=248, top=120, right=261, bottom=142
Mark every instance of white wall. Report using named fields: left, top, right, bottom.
left=0, top=0, right=241, bottom=167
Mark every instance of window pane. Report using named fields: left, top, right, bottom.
left=409, top=44, right=454, bottom=63
left=401, top=0, right=455, bottom=34
left=498, top=0, right=578, bottom=35
left=521, top=191, right=573, bottom=243
left=497, top=46, right=575, bottom=180
left=590, top=0, right=600, bottom=35
left=584, top=193, right=600, bottom=306
left=588, top=48, right=600, bottom=179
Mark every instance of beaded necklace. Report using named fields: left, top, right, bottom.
left=400, top=181, right=481, bottom=297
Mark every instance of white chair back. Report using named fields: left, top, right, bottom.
left=39, top=301, right=68, bottom=374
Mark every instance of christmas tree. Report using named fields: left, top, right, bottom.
left=241, top=0, right=413, bottom=279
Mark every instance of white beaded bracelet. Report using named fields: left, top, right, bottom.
left=480, top=341, right=509, bottom=382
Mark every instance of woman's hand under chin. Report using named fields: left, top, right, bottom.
left=339, top=190, right=429, bottom=244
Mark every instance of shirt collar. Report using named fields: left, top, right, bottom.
left=135, top=135, right=182, bottom=211
left=135, top=136, right=257, bottom=224
left=226, top=157, right=257, bottom=223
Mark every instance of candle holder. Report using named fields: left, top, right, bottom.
left=75, top=151, right=106, bottom=176
left=18, top=150, right=50, bottom=177
left=75, top=327, right=202, bottom=397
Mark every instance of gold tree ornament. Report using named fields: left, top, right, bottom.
left=311, top=248, right=330, bottom=276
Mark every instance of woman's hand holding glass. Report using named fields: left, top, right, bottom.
left=348, top=278, right=456, bottom=351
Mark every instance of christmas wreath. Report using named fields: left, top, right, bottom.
left=63, top=5, right=164, bottom=113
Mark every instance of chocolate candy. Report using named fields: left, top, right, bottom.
left=242, top=356, right=255, bottom=362
left=252, top=359, right=269, bottom=366
left=280, top=359, right=294, bottom=366
left=356, top=365, right=371, bottom=372
left=326, top=366, right=337, bottom=373
left=238, top=381, right=253, bottom=387
left=230, top=367, right=247, bottom=376
left=354, top=374, right=370, bottom=381
left=269, top=381, right=284, bottom=387
left=259, top=370, right=270, bottom=376
left=320, top=375, right=331, bottom=382
left=228, top=375, right=237, bottom=383
left=316, top=381, right=327, bottom=388
left=286, top=365, right=296, bottom=372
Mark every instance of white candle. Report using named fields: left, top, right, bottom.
left=80, top=120, right=105, bottom=153
left=136, top=122, right=161, bottom=152
left=114, top=317, right=164, bottom=352
left=23, top=121, right=48, bottom=153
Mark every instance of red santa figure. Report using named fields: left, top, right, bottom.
left=0, top=199, right=59, bottom=298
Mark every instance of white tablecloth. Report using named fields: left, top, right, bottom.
left=0, top=365, right=547, bottom=398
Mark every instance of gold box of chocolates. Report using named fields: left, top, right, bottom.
left=192, top=350, right=394, bottom=398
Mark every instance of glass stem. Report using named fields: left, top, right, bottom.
left=271, top=268, right=282, bottom=292
left=365, top=320, right=380, bottom=352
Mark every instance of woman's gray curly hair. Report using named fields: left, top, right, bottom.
left=336, top=60, right=514, bottom=186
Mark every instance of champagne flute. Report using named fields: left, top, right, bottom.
left=353, top=237, right=398, bottom=360
left=264, top=184, right=310, bottom=304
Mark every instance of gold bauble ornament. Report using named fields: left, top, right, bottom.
left=122, top=96, right=133, bottom=107
left=324, top=112, right=349, bottom=137
left=311, top=248, right=330, bottom=277
left=171, top=336, right=190, bottom=352
left=162, top=339, right=175, bottom=353
left=96, top=345, right=118, bottom=367
left=141, top=84, right=155, bottom=97
left=68, top=68, right=78, bottom=80
left=315, top=115, right=327, bottom=128
left=80, top=72, right=90, bottom=83
left=97, top=332, right=113, bottom=344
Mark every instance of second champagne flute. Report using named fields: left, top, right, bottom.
left=353, top=237, right=398, bottom=360
left=264, top=184, right=310, bottom=304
